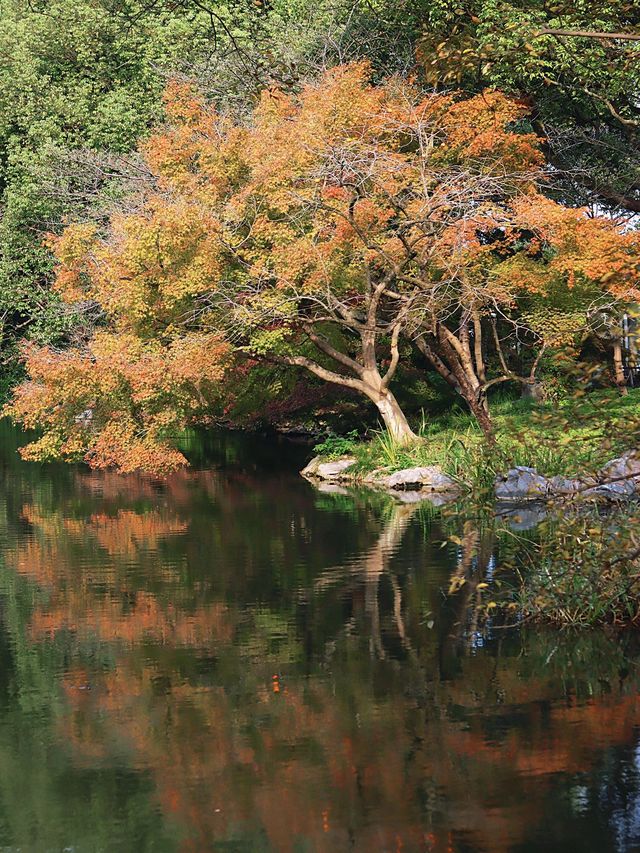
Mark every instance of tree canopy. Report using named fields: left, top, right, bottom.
left=6, top=64, right=639, bottom=469
left=0, top=1, right=639, bottom=470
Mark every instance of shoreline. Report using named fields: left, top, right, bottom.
left=301, top=449, right=640, bottom=506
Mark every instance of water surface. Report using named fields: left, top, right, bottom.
left=0, top=423, right=638, bottom=851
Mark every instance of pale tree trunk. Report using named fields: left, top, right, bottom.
left=281, top=351, right=416, bottom=446
left=613, top=341, right=628, bottom=396
left=372, top=389, right=416, bottom=444
left=279, top=288, right=416, bottom=445
left=361, top=369, right=417, bottom=445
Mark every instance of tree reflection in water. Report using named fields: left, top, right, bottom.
left=0, top=424, right=637, bottom=851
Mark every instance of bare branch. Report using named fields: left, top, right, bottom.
left=535, top=28, right=640, bottom=42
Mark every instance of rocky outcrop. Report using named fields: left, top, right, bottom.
left=301, top=456, right=462, bottom=498
left=594, top=453, right=640, bottom=496
left=495, top=451, right=640, bottom=503
left=384, top=466, right=459, bottom=492
left=303, top=450, right=640, bottom=506
left=300, top=456, right=357, bottom=482
left=495, top=467, right=550, bottom=502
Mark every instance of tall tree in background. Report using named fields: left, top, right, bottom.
left=419, top=0, right=640, bottom=214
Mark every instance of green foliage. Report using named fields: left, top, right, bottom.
left=419, top=0, right=640, bottom=211
left=504, top=507, right=640, bottom=627
left=314, top=388, right=640, bottom=498
left=313, top=429, right=360, bottom=459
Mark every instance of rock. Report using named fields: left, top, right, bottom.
left=521, top=381, right=546, bottom=403
left=580, top=452, right=640, bottom=500
left=362, top=469, right=389, bottom=486
left=598, top=452, right=640, bottom=488
left=585, top=480, right=637, bottom=500
left=386, top=466, right=460, bottom=492
left=495, top=466, right=550, bottom=502
left=547, top=475, right=583, bottom=495
left=494, top=452, right=640, bottom=504
left=301, top=456, right=356, bottom=482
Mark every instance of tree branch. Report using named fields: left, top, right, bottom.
left=302, top=324, right=364, bottom=376
left=536, top=28, right=640, bottom=41
left=415, top=334, right=460, bottom=391
left=275, top=354, right=366, bottom=392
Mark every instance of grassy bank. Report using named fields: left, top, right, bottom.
left=313, top=388, right=640, bottom=493
left=310, top=389, right=640, bottom=629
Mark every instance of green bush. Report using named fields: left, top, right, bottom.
left=313, top=430, right=360, bottom=459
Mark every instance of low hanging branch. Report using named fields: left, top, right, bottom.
left=535, top=29, right=640, bottom=41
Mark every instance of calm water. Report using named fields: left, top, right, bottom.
left=0, top=423, right=639, bottom=852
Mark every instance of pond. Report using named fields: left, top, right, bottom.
left=0, top=421, right=638, bottom=851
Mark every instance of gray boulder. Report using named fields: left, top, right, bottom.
left=301, top=456, right=356, bottom=482
left=386, top=466, right=459, bottom=492
left=580, top=452, right=640, bottom=500
left=598, top=451, right=640, bottom=488
left=585, top=480, right=638, bottom=500
left=495, top=466, right=550, bottom=501
left=547, top=475, right=585, bottom=495
left=494, top=451, right=640, bottom=504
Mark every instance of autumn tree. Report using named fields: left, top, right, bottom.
left=1, top=0, right=415, bottom=381
left=499, top=195, right=640, bottom=395
left=7, top=64, right=549, bottom=460
left=7, top=62, right=639, bottom=469
left=4, top=197, right=232, bottom=473
left=412, top=194, right=640, bottom=432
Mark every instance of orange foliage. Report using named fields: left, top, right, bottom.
left=7, top=63, right=639, bottom=470
left=507, top=195, right=640, bottom=299
left=6, top=331, right=229, bottom=475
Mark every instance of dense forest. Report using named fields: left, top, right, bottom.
left=1, top=0, right=639, bottom=472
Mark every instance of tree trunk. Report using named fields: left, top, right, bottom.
left=281, top=352, right=417, bottom=446
left=371, top=388, right=417, bottom=445
left=613, top=342, right=628, bottom=396
left=434, top=329, right=496, bottom=444
left=467, top=391, right=496, bottom=444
